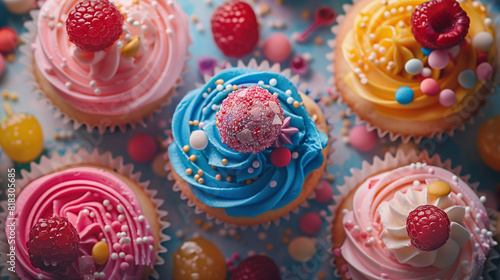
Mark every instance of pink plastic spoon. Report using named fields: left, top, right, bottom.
left=296, top=6, right=336, bottom=43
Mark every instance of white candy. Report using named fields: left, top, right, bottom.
left=189, top=130, right=208, bottom=150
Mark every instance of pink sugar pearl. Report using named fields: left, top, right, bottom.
left=428, top=50, right=450, bottom=70
left=349, top=125, right=378, bottom=152
left=439, top=89, right=456, bottom=107
left=420, top=78, right=440, bottom=96
left=314, top=180, right=333, bottom=203
left=263, top=33, right=292, bottom=63
left=299, top=212, right=322, bottom=235
left=127, top=134, right=158, bottom=163
left=476, top=62, right=493, bottom=82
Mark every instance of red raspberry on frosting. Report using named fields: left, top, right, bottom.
left=26, top=216, right=80, bottom=272
left=66, top=0, right=123, bottom=52
left=216, top=85, right=284, bottom=154
left=406, top=204, right=451, bottom=251
left=230, top=255, right=281, bottom=280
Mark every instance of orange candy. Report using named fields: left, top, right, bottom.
left=477, top=116, right=500, bottom=171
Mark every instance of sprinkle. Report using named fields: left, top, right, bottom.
left=94, top=89, right=101, bottom=95
left=252, top=161, right=260, bottom=168
left=270, top=181, right=277, bottom=187
left=183, top=145, right=190, bottom=152
left=118, top=214, right=125, bottom=222
left=65, top=82, right=72, bottom=88
left=111, top=253, right=118, bottom=260
left=185, top=168, right=193, bottom=175
left=226, top=176, right=232, bottom=182
left=287, top=97, right=294, bottom=104
left=215, top=174, right=222, bottom=180
left=117, top=205, right=124, bottom=213
left=138, top=215, right=145, bottom=222
left=221, top=158, right=228, bottom=165
left=293, top=101, right=300, bottom=108
left=269, top=78, right=277, bottom=86
left=104, top=225, right=111, bottom=232
left=90, top=80, right=96, bottom=87
left=189, top=155, right=197, bottom=161
left=285, top=89, right=292, bottom=95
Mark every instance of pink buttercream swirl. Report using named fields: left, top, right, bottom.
left=11, top=167, right=155, bottom=280
left=33, top=0, right=190, bottom=115
left=340, top=164, right=495, bottom=280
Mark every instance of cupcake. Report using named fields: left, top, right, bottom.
left=330, top=151, right=497, bottom=279
left=333, top=0, right=498, bottom=141
left=167, top=65, right=329, bottom=226
left=0, top=149, right=168, bottom=279
left=27, top=0, right=191, bottom=132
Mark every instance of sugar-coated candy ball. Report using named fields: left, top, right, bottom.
left=439, top=89, right=456, bottom=107
left=189, top=130, right=208, bottom=150
left=0, top=27, right=18, bottom=53
left=428, top=50, right=449, bottom=70
left=127, top=134, right=157, bottom=163
left=348, top=125, right=378, bottom=152
left=476, top=62, right=493, bottom=82
left=263, top=33, right=292, bottom=63
left=421, top=67, right=432, bottom=77
left=458, top=69, right=477, bottom=89
left=477, top=116, right=500, bottom=171
left=404, top=58, right=423, bottom=75
left=270, top=147, right=291, bottom=167
left=395, top=87, right=414, bottom=105
left=216, top=85, right=284, bottom=153
left=420, top=78, right=440, bottom=96
left=314, top=180, right=333, bottom=204
left=0, top=113, right=44, bottom=163
left=299, top=213, right=322, bottom=235
left=472, top=32, right=494, bottom=52
left=173, top=237, right=227, bottom=280
left=2, top=0, right=37, bottom=15
left=288, top=237, right=316, bottom=262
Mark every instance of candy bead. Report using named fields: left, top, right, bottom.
left=395, top=87, right=414, bottom=105
left=299, top=213, right=322, bottom=235
left=173, top=238, right=227, bottom=280
left=421, top=47, right=433, bottom=56
left=314, top=180, right=333, bottom=203
left=127, top=134, right=157, bottom=163
left=427, top=181, right=452, bottom=198
left=428, top=50, right=449, bottom=70
left=404, top=58, right=423, bottom=75
left=348, top=125, right=377, bottom=152
left=0, top=27, right=18, bottom=53
left=458, top=69, right=477, bottom=89
left=421, top=67, right=432, bottom=77
left=477, top=116, right=500, bottom=171
left=263, top=33, right=292, bottom=63
left=189, top=130, right=208, bottom=150
left=472, top=32, right=494, bottom=52
left=476, top=62, right=493, bottom=82
left=270, top=147, right=291, bottom=167
left=288, top=237, right=316, bottom=262
left=439, top=89, right=456, bottom=107
left=420, top=78, right=440, bottom=96
left=290, top=55, right=309, bottom=75
left=92, top=241, right=109, bottom=265
left=198, top=56, right=218, bottom=76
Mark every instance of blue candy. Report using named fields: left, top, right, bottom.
left=395, top=87, right=414, bottom=105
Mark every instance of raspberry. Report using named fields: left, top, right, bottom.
left=216, top=85, right=284, bottom=154
left=66, top=0, right=123, bottom=52
left=411, top=0, right=470, bottom=49
left=211, top=0, right=259, bottom=57
left=230, top=255, right=281, bottom=280
left=406, top=205, right=450, bottom=251
left=26, top=216, right=80, bottom=272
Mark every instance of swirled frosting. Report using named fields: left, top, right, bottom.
left=342, top=0, right=496, bottom=121
left=10, top=167, right=155, bottom=280
left=168, top=68, right=328, bottom=218
left=33, top=0, right=190, bottom=115
left=340, top=163, right=495, bottom=280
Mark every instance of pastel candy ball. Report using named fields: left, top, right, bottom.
left=299, top=213, right=322, bottom=235
left=395, top=87, right=414, bottom=105
left=348, top=125, right=378, bottom=152
left=189, top=130, right=208, bottom=150
left=0, top=113, right=43, bottom=163
left=428, top=50, right=450, bottom=70
left=270, top=147, right=291, bottom=167
left=458, top=69, right=477, bottom=89
left=263, top=33, right=292, bottom=63
left=288, top=237, right=316, bottom=262
left=0, top=54, right=5, bottom=77
left=446, top=45, right=460, bottom=58
left=92, top=241, right=109, bottom=265
left=421, top=67, right=432, bottom=77
left=427, top=181, right=452, bottom=198
left=0, top=27, right=18, bottom=53
left=2, top=0, right=37, bottom=15
left=472, top=31, right=494, bottom=52
left=405, top=58, right=424, bottom=75
left=476, top=62, right=493, bottom=82
left=420, top=78, right=440, bottom=96
left=314, top=180, right=333, bottom=204
left=439, top=89, right=456, bottom=107
left=127, top=134, right=157, bottom=163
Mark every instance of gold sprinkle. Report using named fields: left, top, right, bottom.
left=183, top=145, right=190, bottom=152
left=132, top=0, right=139, bottom=4
left=189, top=155, right=197, bottom=161
left=341, top=128, right=348, bottom=136
left=301, top=10, right=310, bottom=20
left=190, top=14, right=198, bottom=23
left=211, top=165, right=217, bottom=169
left=314, top=36, right=324, bottom=45
left=327, top=174, right=335, bottom=182
left=215, top=79, right=224, bottom=85
left=193, top=120, right=199, bottom=126
left=185, top=168, right=193, bottom=175
left=221, top=158, right=228, bottom=165
left=215, top=174, right=222, bottom=180
left=318, top=272, right=326, bottom=280
left=285, top=229, right=292, bottom=235
left=197, top=170, right=203, bottom=176
left=195, top=219, right=203, bottom=226
left=226, top=176, right=232, bottom=182
left=198, top=178, right=205, bottom=184
left=343, top=119, right=351, bottom=128
left=282, top=236, right=290, bottom=244
left=259, top=3, right=270, bottom=16
left=232, top=85, right=238, bottom=90
left=293, top=101, right=300, bottom=108
left=202, top=223, right=211, bottom=231
left=276, top=0, right=283, bottom=4
left=121, top=35, right=140, bottom=59
left=246, top=179, right=252, bottom=184
left=234, top=234, right=241, bottom=240
left=339, top=110, right=346, bottom=118
left=207, top=87, right=211, bottom=92
left=2, top=90, right=9, bottom=99
left=381, top=146, right=389, bottom=152
left=188, top=121, right=193, bottom=125
left=6, top=53, right=15, bottom=62
left=312, top=114, right=318, bottom=122
left=53, top=133, right=60, bottom=140
left=215, top=121, right=219, bottom=126
left=266, top=244, right=274, bottom=251
left=194, top=174, right=200, bottom=181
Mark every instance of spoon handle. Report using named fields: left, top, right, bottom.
left=296, top=21, right=321, bottom=43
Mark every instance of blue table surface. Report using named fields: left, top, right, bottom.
left=1, top=0, right=500, bottom=279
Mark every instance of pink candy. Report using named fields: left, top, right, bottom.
left=428, top=50, right=450, bottom=70
left=299, top=212, right=322, bottom=235
left=263, top=33, right=292, bottom=63
left=270, top=147, right=291, bottom=167
left=0, top=27, right=18, bottom=53
left=420, top=78, right=440, bottom=96
left=439, top=89, right=456, bottom=107
left=314, top=180, right=333, bottom=203
left=127, top=134, right=158, bottom=163
left=476, top=62, right=493, bottom=82
left=0, top=55, right=5, bottom=77
left=349, top=125, right=378, bottom=152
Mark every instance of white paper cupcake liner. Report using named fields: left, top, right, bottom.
left=326, top=0, right=500, bottom=144
left=20, top=9, right=190, bottom=134
left=0, top=148, right=170, bottom=279
left=326, top=149, right=499, bottom=279
left=163, top=58, right=337, bottom=230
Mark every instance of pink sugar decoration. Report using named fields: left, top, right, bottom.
left=420, top=78, right=440, bottom=96
left=333, top=248, right=342, bottom=257
left=120, top=262, right=130, bottom=270
left=299, top=212, right=322, bottom=235
left=270, top=147, right=292, bottom=167
left=232, top=253, right=240, bottom=261
left=314, top=180, right=333, bottom=203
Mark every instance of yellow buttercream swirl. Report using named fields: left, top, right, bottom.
left=343, top=0, right=496, bottom=121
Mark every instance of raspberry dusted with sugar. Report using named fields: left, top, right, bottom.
left=406, top=205, right=450, bottom=251
left=26, top=216, right=80, bottom=272
left=66, top=0, right=123, bottom=52
left=230, top=255, right=281, bottom=280
left=216, top=85, right=284, bottom=153
left=411, top=0, right=470, bottom=49
left=211, top=0, right=259, bottom=57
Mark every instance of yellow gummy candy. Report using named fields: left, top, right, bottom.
left=427, top=181, right=452, bottom=198
left=92, top=241, right=109, bottom=265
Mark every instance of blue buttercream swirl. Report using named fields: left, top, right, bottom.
left=168, top=68, right=328, bottom=217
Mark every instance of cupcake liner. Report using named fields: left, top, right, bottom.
left=326, top=0, right=500, bottom=144
left=326, top=149, right=499, bottom=279
left=163, top=58, right=336, bottom=230
left=0, top=148, right=170, bottom=279
left=20, top=9, right=190, bottom=134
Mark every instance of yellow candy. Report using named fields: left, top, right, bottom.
left=427, top=181, right=451, bottom=198
left=121, top=36, right=140, bottom=59
left=0, top=104, right=43, bottom=163
left=92, top=241, right=109, bottom=265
